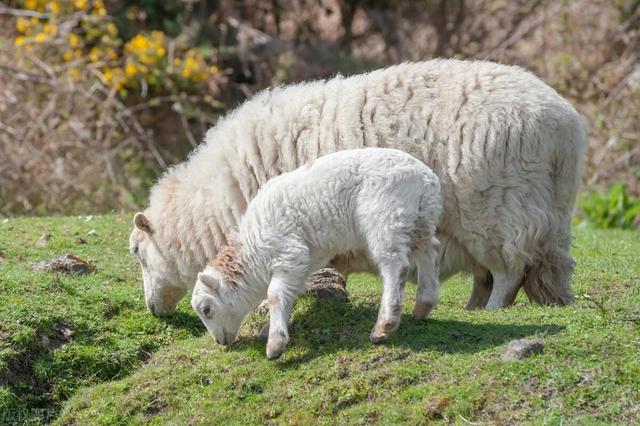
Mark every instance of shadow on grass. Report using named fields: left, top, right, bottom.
left=231, top=297, right=564, bottom=365
left=157, top=310, right=207, bottom=337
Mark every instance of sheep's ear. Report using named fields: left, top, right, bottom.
left=133, top=212, right=153, bottom=235
left=198, top=272, right=219, bottom=292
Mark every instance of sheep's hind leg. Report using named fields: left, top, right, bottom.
left=485, top=271, right=523, bottom=309
left=371, top=260, right=409, bottom=344
left=465, top=268, right=493, bottom=310
left=265, top=276, right=300, bottom=359
left=413, top=240, right=440, bottom=320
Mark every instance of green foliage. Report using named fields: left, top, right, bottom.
left=0, top=215, right=639, bottom=424
left=579, top=183, right=640, bottom=229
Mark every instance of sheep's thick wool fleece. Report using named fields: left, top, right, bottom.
left=147, top=59, right=586, bottom=292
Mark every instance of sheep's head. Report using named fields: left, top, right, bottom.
left=129, top=212, right=186, bottom=316
left=191, top=267, right=248, bottom=346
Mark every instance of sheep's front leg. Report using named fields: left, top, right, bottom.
left=266, top=277, right=299, bottom=359
left=371, top=261, right=409, bottom=344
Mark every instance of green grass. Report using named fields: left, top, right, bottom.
left=0, top=215, right=638, bottom=425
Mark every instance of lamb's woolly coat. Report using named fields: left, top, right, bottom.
left=191, top=148, right=442, bottom=356
left=131, top=59, right=587, bottom=315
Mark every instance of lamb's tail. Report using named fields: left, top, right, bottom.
left=521, top=224, right=575, bottom=306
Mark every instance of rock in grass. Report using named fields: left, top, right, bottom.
left=502, top=339, right=545, bottom=360
left=32, top=254, right=95, bottom=275
left=35, top=233, right=51, bottom=248
left=306, top=268, right=348, bottom=301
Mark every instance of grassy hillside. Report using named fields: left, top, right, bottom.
left=0, top=215, right=638, bottom=424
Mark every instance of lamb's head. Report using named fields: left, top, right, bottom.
left=130, top=211, right=187, bottom=316
left=191, top=267, right=252, bottom=346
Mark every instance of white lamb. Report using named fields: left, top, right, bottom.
left=191, top=148, right=442, bottom=359
left=130, top=59, right=586, bottom=317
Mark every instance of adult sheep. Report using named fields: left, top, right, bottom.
left=129, top=59, right=586, bottom=316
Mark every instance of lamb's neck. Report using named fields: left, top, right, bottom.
left=236, top=239, right=271, bottom=295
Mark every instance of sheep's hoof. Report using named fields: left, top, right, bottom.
left=266, top=337, right=287, bottom=359
left=266, top=344, right=285, bottom=360
left=412, top=301, right=434, bottom=320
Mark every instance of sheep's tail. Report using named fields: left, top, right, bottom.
left=521, top=246, right=575, bottom=306
left=521, top=107, right=586, bottom=306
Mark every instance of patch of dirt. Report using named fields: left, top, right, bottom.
left=35, top=232, right=51, bottom=248
left=31, top=254, right=95, bottom=275
left=0, top=249, right=5, bottom=263
left=143, top=398, right=168, bottom=420
left=424, top=396, right=451, bottom=420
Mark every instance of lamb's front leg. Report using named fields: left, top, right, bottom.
left=371, top=261, right=409, bottom=344
left=265, top=276, right=299, bottom=359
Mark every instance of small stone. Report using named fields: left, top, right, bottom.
left=35, top=233, right=51, bottom=248
left=32, top=254, right=95, bottom=275
left=87, top=229, right=97, bottom=236
left=502, top=339, right=545, bottom=361
left=306, top=268, right=348, bottom=301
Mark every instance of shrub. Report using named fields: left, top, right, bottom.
left=578, top=183, right=640, bottom=229
left=0, top=0, right=224, bottom=215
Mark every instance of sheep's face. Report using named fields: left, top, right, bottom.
left=191, top=269, right=246, bottom=346
left=130, top=212, right=186, bottom=316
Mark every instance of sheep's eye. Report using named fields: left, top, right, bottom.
left=130, top=245, right=139, bottom=255
left=202, top=305, right=211, bottom=316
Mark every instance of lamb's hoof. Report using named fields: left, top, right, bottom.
left=370, top=320, right=398, bottom=344
left=369, top=332, right=389, bottom=344
left=412, top=301, right=434, bottom=320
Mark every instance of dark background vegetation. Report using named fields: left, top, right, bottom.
left=1, top=0, right=639, bottom=225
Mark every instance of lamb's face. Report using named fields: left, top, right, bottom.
left=130, top=212, right=186, bottom=316
left=191, top=270, right=245, bottom=346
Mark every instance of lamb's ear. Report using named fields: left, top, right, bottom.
left=133, top=212, right=153, bottom=235
left=198, top=272, right=219, bottom=293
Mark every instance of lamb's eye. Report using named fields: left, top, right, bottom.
left=202, top=305, right=211, bottom=316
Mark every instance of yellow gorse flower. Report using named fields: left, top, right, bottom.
left=125, top=62, right=138, bottom=77
left=69, top=33, right=80, bottom=48
left=16, top=18, right=29, bottom=33
left=49, top=1, right=61, bottom=14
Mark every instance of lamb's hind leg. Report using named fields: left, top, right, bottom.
left=485, top=271, right=523, bottom=309
left=371, top=260, right=409, bottom=344
left=413, top=237, right=440, bottom=320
